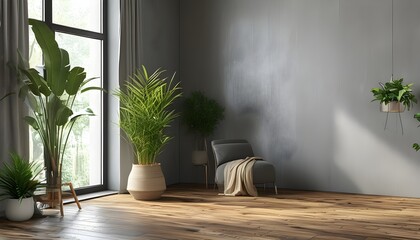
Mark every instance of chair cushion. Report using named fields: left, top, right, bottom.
left=212, top=143, right=254, bottom=167
left=215, top=159, right=275, bottom=185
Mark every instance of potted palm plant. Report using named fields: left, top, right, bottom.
left=15, top=19, right=99, bottom=213
left=114, top=66, right=182, bottom=200
left=183, top=91, right=224, bottom=165
left=371, top=78, right=417, bottom=112
left=0, top=153, right=42, bottom=221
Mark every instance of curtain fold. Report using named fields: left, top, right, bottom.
left=119, top=0, right=143, bottom=85
left=118, top=0, right=145, bottom=192
left=0, top=0, right=29, bottom=163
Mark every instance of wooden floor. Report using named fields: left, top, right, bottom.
left=1, top=185, right=420, bottom=239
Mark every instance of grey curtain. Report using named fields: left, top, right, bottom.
left=119, top=0, right=143, bottom=192
left=119, top=0, right=144, bottom=85
left=118, top=0, right=145, bottom=192
left=0, top=0, right=29, bottom=163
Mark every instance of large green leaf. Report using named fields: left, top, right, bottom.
left=413, top=143, right=420, bottom=152
left=56, top=106, right=73, bottom=126
left=79, top=77, right=106, bottom=93
left=66, top=67, right=86, bottom=95
left=20, top=69, right=40, bottom=96
left=397, top=89, right=406, bottom=101
left=29, top=19, right=63, bottom=96
left=18, top=84, right=28, bottom=100
left=69, top=108, right=95, bottom=123
left=80, top=77, right=99, bottom=88
left=24, top=116, right=39, bottom=130
left=26, top=93, right=40, bottom=113
left=47, top=95, right=72, bottom=126
left=18, top=85, right=40, bottom=113
left=81, top=86, right=105, bottom=93
left=21, top=68, right=51, bottom=96
left=55, top=48, right=71, bottom=95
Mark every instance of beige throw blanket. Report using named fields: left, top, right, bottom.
left=223, top=156, right=262, bottom=197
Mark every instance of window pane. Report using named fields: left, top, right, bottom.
left=53, top=0, right=102, bottom=33
left=28, top=0, right=44, bottom=174
left=28, top=0, right=43, bottom=69
left=28, top=0, right=42, bottom=20
left=28, top=31, right=42, bottom=69
left=28, top=35, right=43, bottom=182
left=56, top=33, right=103, bottom=188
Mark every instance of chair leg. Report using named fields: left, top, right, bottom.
left=274, top=183, right=278, bottom=195
left=69, top=182, right=82, bottom=210
left=59, top=187, right=64, bottom=217
left=204, top=164, right=208, bottom=189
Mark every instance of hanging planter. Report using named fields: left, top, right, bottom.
left=371, top=78, right=417, bottom=134
left=380, top=101, right=405, bottom=113
left=371, top=78, right=417, bottom=111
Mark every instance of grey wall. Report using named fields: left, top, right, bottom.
left=180, top=0, right=420, bottom=197
left=108, top=0, right=180, bottom=192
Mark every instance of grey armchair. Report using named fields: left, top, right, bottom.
left=211, top=139, right=278, bottom=194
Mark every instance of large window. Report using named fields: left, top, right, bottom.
left=28, top=0, right=106, bottom=193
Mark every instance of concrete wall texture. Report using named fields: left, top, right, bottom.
left=179, top=0, right=420, bottom=197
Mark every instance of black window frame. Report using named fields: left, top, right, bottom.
left=37, top=0, right=108, bottom=195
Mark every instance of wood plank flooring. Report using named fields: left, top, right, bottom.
left=1, top=185, right=420, bottom=239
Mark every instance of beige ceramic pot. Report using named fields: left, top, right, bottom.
left=5, top=197, right=34, bottom=221
left=381, top=102, right=405, bottom=113
left=127, top=163, right=166, bottom=200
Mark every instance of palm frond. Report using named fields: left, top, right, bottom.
left=0, top=153, right=43, bottom=200
left=115, top=66, right=182, bottom=165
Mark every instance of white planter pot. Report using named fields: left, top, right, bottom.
left=127, top=163, right=166, bottom=200
left=192, top=150, right=208, bottom=165
left=381, top=102, right=405, bottom=113
left=5, top=197, right=34, bottom=221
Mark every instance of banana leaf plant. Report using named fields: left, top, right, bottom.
left=15, top=19, right=101, bottom=191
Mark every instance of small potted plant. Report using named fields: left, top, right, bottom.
left=371, top=78, right=417, bottom=112
left=0, top=153, right=43, bottom=221
left=183, top=91, right=224, bottom=167
left=114, top=66, right=182, bottom=200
